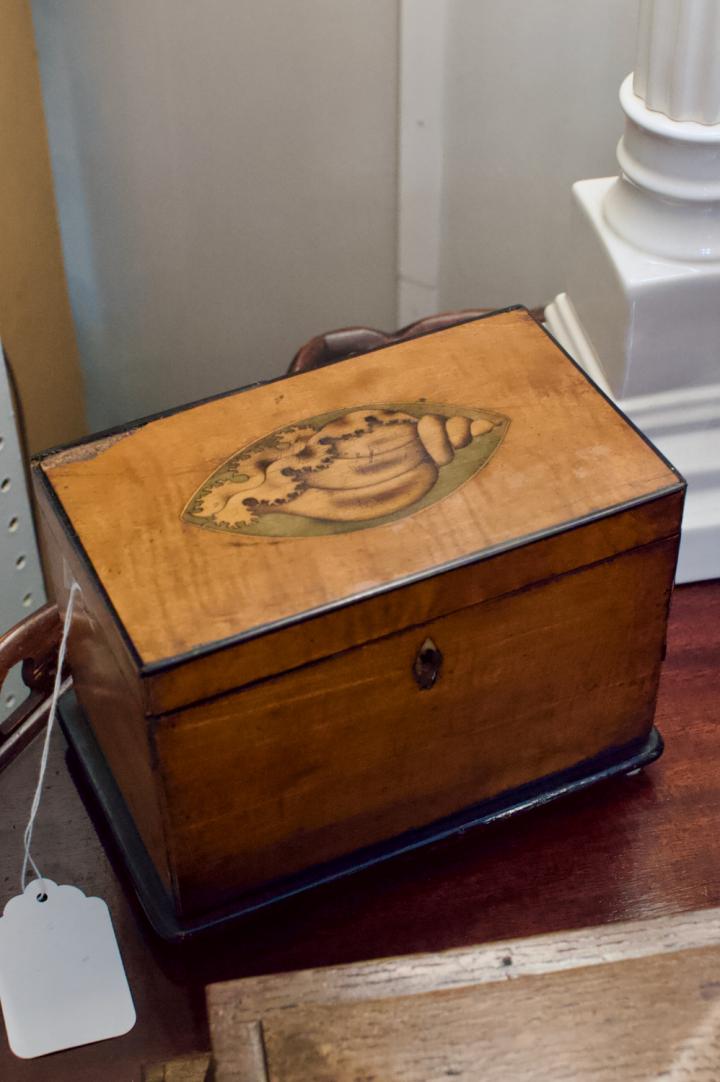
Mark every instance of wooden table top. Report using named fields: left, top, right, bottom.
left=1, top=579, right=718, bottom=1081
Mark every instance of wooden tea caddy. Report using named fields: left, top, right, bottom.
left=1, top=308, right=684, bottom=938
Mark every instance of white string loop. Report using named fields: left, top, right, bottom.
left=21, top=582, right=81, bottom=892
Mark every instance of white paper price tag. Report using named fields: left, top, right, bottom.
left=0, top=879, right=136, bottom=1059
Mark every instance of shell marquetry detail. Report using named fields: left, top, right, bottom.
left=182, top=402, right=510, bottom=537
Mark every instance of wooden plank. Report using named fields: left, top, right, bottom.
left=157, top=537, right=676, bottom=914
left=37, top=311, right=678, bottom=669
left=208, top=906, right=720, bottom=1082
left=141, top=1053, right=213, bottom=1082
left=260, top=945, right=720, bottom=1080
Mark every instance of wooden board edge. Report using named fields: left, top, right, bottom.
left=237, top=943, right=720, bottom=1081
left=141, top=1052, right=215, bottom=1082
left=207, top=904, right=720, bottom=1044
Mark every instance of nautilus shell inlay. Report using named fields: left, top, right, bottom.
left=182, top=402, right=510, bottom=537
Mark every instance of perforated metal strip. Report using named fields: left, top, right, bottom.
left=0, top=345, right=46, bottom=721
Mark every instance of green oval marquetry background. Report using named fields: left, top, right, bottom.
left=183, top=401, right=510, bottom=537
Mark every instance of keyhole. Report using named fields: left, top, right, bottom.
left=412, top=637, right=443, bottom=690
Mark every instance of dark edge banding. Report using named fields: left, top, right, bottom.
left=32, top=305, right=686, bottom=683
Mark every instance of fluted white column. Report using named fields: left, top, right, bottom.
left=635, top=0, right=720, bottom=123
left=544, top=0, right=720, bottom=583
left=604, top=0, right=720, bottom=261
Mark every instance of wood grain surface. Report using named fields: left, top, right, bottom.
left=208, top=898, right=720, bottom=1080
left=142, top=1053, right=213, bottom=1082
left=0, top=580, right=717, bottom=1081
left=256, top=945, right=720, bottom=1080
left=157, top=536, right=677, bottom=913
left=35, top=496, right=175, bottom=892
left=35, top=442, right=682, bottom=916
left=210, top=905, right=720, bottom=1035
left=147, top=488, right=682, bottom=714
left=36, top=310, right=679, bottom=672
left=32, top=306, right=683, bottom=920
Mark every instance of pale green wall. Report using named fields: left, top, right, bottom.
left=439, top=0, right=638, bottom=311
left=32, top=0, right=400, bottom=431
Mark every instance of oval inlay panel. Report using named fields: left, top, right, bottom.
left=182, top=402, right=510, bottom=537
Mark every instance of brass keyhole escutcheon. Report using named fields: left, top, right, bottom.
left=412, top=637, right=443, bottom=690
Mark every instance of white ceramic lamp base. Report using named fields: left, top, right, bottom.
left=546, top=249, right=720, bottom=583
left=545, top=0, right=720, bottom=587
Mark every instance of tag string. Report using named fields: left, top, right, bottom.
left=21, top=582, right=81, bottom=892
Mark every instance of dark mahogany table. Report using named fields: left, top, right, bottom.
left=1, top=580, right=719, bottom=1081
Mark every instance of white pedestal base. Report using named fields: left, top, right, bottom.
left=546, top=292, right=720, bottom=584
left=557, top=177, right=720, bottom=401
left=543, top=4, right=720, bottom=586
